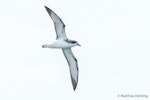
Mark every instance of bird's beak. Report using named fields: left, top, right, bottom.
left=77, top=44, right=81, bottom=46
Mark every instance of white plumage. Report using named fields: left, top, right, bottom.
left=42, top=6, right=80, bottom=91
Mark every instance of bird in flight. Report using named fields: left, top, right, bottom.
left=42, top=6, right=80, bottom=91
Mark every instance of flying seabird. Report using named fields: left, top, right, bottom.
left=42, top=6, right=80, bottom=91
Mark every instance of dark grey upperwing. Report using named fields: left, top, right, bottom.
left=45, top=6, right=67, bottom=39
left=62, top=48, right=79, bottom=91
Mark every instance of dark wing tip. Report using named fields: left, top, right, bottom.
left=44, top=5, right=48, bottom=10
left=44, top=5, right=48, bottom=9
left=73, top=82, right=77, bottom=91
left=71, top=76, right=78, bottom=91
left=44, top=6, right=52, bottom=14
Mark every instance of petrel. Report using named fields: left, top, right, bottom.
left=42, top=6, right=80, bottom=91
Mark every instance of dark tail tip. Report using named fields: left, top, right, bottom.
left=42, top=45, right=45, bottom=48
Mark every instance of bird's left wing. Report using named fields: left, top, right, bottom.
left=62, top=48, right=79, bottom=91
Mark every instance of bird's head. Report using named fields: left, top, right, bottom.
left=65, top=39, right=81, bottom=47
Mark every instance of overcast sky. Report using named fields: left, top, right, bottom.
left=0, top=0, right=150, bottom=100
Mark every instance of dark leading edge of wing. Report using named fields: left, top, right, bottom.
left=45, top=6, right=67, bottom=39
left=62, top=48, right=79, bottom=91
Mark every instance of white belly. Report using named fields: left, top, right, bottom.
left=50, top=40, right=76, bottom=48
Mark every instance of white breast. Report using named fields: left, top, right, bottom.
left=51, top=40, right=76, bottom=48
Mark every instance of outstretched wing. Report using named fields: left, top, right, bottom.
left=62, top=48, right=79, bottom=91
left=45, top=6, right=67, bottom=39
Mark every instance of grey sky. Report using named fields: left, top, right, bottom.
left=0, top=0, right=150, bottom=100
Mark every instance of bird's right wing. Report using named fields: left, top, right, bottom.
left=45, top=6, right=68, bottom=39
left=62, top=48, right=79, bottom=90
